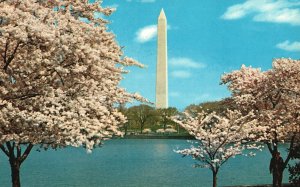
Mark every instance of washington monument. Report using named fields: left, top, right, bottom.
left=155, top=9, right=168, bottom=109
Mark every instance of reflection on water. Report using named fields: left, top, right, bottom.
left=154, top=143, right=168, bottom=157
left=0, top=139, right=291, bottom=187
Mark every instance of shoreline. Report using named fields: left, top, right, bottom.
left=116, top=135, right=293, bottom=143
left=223, top=184, right=293, bottom=187
left=121, top=134, right=195, bottom=140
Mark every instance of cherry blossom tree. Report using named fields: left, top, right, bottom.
left=222, top=58, right=300, bottom=187
left=172, top=110, right=260, bottom=187
left=0, top=1, right=144, bottom=186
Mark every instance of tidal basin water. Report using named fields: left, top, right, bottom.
left=0, top=139, right=290, bottom=187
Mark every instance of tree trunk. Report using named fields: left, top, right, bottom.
left=0, top=143, right=33, bottom=187
left=212, top=171, right=217, bottom=187
left=272, top=168, right=283, bottom=187
left=268, top=135, right=295, bottom=187
left=272, top=169, right=278, bottom=187
left=10, top=159, right=21, bottom=187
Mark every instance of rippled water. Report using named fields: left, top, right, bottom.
left=0, top=139, right=290, bottom=187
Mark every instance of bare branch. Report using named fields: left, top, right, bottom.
left=0, top=144, right=10, bottom=157
left=2, top=38, right=9, bottom=64
left=266, top=142, right=274, bottom=154
left=3, top=41, right=21, bottom=71
left=6, top=142, right=15, bottom=159
left=17, top=144, right=21, bottom=158
left=20, top=144, right=33, bottom=163
left=283, top=135, right=295, bottom=170
left=54, top=69, right=65, bottom=86
left=4, top=93, right=41, bottom=101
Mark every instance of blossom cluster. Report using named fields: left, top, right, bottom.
left=0, top=0, right=143, bottom=151
left=222, top=58, right=300, bottom=142
left=172, top=110, right=261, bottom=172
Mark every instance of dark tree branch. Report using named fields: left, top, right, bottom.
left=280, top=88, right=300, bottom=97
left=3, top=38, right=9, bottom=64
left=283, top=135, right=295, bottom=171
left=16, top=145, right=21, bottom=158
left=220, top=155, right=233, bottom=167
left=268, top=95, right=277, bottom=109
left=212, top=137, right=228, bottom=158
left=6, top=142, right=13, bottom=152
left=63, top=62, right=76, bottom=68
left=3, top=41, right=21, bottom=71
left=0, top=53, right=4, bottom=60
left=0, top=144, right=10, bottom=157
left=6, top=142, right=15, bottom=159
left=204, top=141, right=214, bottom=161
left=4, top=93, right=41, bottom=101
left=266, top=142, right=273, bottom=154
left=54, top=69, right=65, bottom=86
left=20, top=144, right=33, bottom=163
left=274, top=132, right=278, bottom=153
left=274, top=91, right=282, bottom=106
left=204, top=159, right=214, bottom=171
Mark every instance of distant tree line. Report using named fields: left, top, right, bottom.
left=118, top=104, right=185, bottom=135
left=117, top=99, right=234, bottom=136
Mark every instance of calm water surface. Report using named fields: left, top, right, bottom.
left=0, top=139, right=290, bottom=187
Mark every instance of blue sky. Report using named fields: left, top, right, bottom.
left=100, top=0, right=300, bottom=110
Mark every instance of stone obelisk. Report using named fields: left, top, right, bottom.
left=156, top=9, right=168, bottom=109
